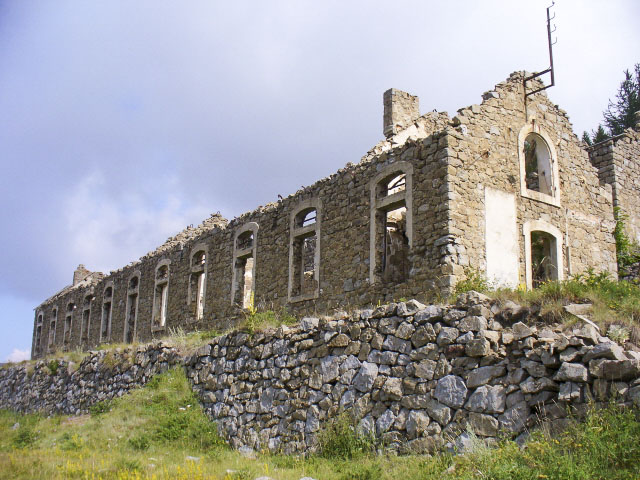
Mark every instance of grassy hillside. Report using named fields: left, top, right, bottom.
left=2, top=367, right=640, bottom=480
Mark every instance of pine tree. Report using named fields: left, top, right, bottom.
left=603, top=63, right=640, bottom=136
left=584, top=63, right=640, bottom=145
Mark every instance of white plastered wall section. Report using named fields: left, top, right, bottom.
left=484, top=187, right=519, bottom=288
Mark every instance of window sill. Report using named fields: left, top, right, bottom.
left=288, top=292, right=319, bottom=303
left=151, top=325, right=166, bottom=333
left=521, top=189, right=561, bottom=208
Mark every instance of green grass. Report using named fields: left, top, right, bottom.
left=454, top=268, right=640, bottom=333
left=2, top=366, right=640, bottom=479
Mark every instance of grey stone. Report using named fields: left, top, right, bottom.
left=558, top=382, right=581, bottom=402
left=411, top=325, right=437, bottom=347
left=415, top=359, right=437, bottom=380
left=582, top=342, right=627, bottom=362
left=466, top=338, right=491, bottom=357
left=406, top=410, right=430, bottom=438
left=465, top=385, right=506, bottom=413
left=437, top=327, right=459, bottom=346
left=382, top=377, right=403, bottom=401
left=414, top=305, right=444, bottom=323
left=512, top=322, right=534, bottom=340
left=397, top=299, right=426, bottom=316
left=425, top=398, right=452, bottom=426
left=376, top=409, right=396, bottom=435
left=522, top=360, right=547, bottom=378
left=382, top=335, right=411, bottom=354
left=300, top=317, right=319, bottom=332
left=458, top=316, right=488, bottom=332
left=591, top=359, right=640, bottom=380
left=468, top=412, right=499, bottom=436
left=554, top=362, right=588, bottom=383
left=467, top=365, right=506, bottom=388
left=498, top=401, right=528, bottom=432
left=434, top=375, right=468, bottom=408
left=353, top=362, right=378, bottom=392
left=395, top=322, right=416, bottom=340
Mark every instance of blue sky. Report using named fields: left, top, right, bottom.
left=1, top=0, right=639, bottom=362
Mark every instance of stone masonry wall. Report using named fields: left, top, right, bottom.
left=446, top=72, right=617, bottom=288
left=33, top=112, right=452, bottom=359
left=590, top=127, right=640, bottom=245
left=7, top=297, right=640, bottom=454
left=32, top=72, right=627, bottom=359
left=0, top=342, right=180, bottom=414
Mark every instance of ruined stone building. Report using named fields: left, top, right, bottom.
left=31, top=72, right=640, bottom=359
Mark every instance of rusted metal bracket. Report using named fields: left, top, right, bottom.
left=524, top=2, right=557, bottom=98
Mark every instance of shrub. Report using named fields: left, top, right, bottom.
left=46, top=359, right=60, bottom=376
left=454, top=268, right=489, bottom=296
left=317, top=414, right=375, bottom=460
left=12, top=427, right=37, bottom=448
left=88, top=400, right=111, bottom=416
left=128, top=433, right=150, bottom=451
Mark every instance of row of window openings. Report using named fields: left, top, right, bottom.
left=34, top=175, right=408, bottom=351
left=34, top=161, right=558, bottom=354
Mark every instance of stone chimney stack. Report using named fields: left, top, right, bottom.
left=383, top=88, right=420, bottom=138
left=634, top=110, right=640, bottom=132
left=73, top=264, right=91, bottom=286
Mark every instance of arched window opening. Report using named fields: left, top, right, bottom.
left=232, top=224, right=258, bottom=309
left=63, top=302, right=75, bottom=346
left=35, top=313, right=43, bottom=354
left=524, top=134, right=553, bottom=195
left=531, top=231, right=559, bottom=287
left=101, top=285, right=113, bottom=342
left=81, top=294, right=92, bottom=346
left=370, top=163, right=413, bottom=285
left=289, top=205, right=320, bottom=301
left=125, top=274, right=140, bottom=343
left=49, top=308, right=58, bottom=348
left=153, top=263, right=170, bottom=330
left=189, top=249, right=207, bottom=322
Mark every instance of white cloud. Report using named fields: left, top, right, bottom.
left=62, top=171, right=212, bottom=275
left=7, top=348, right=30, bottom=363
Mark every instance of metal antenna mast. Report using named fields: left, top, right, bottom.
left=524, top=2, right=557, bottom=97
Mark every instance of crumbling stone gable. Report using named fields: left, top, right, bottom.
left=445, top=72, right=617, bottom=289
left=32, top=72, right=628, bottom=358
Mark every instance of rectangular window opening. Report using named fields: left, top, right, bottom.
left=125, top=294, right=137, bottom=343
left=380, top=206, right=409, bottom=283
left=101, top=302, right=111, bottom=341
left=81, top=309, right=90, bottom=342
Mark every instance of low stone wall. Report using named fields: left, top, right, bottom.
left=3, top=295, right=640, bottom=455
left=186, top=293, right=640, bottom=454
left=0, top=342, right=180, bottom=414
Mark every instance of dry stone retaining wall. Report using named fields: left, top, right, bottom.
left=6, top=297, right=640, bottom=454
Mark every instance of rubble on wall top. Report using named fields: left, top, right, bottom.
left=38, top=271, right=104, bottom=309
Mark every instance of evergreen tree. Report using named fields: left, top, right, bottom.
left=583, top=63, right=639, bottom=145
left=603, top=63, right=640, bottom=136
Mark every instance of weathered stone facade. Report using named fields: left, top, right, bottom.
left=32, top=72, right=637, bottom=358
left=588, top=113, right=640, bottom=245
left=8, top=297, right=640, bottom=454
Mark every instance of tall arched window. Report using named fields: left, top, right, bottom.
left=100, top=284, right=114, bottom=342
left=81, top=294, right=92, bottom=346
left=63, top=301, right=75, bottom=346
left=49, top=307, right=58, bottom=349
left=231, top=223, right=258, bottom=308
left=152, top=261, right=170, bottom=330
left=189, top=245, right=208, bottom=321
left=289, top=200, right=321, bottom=301
left=518, top=125, right=560, bottom=206
left=125, top=272, right=140, bottom=342
left=369, top=162, right=413, bottom=284
left=34, top=312, right=43, bottom=355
